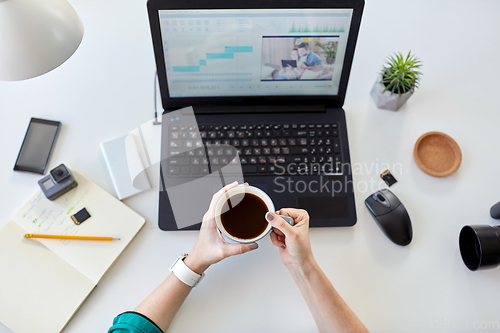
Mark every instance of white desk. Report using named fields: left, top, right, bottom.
left=2, top=0, right=500, bottom=332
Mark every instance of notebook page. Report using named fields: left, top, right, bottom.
left=12, top=170, right=145, bottom=284
left=0, top=221, right=95, bottom=333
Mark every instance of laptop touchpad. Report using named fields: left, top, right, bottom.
left=297, top=196, right=349, bottom=219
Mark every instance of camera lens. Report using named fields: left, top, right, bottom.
left=50, top=164, right=70, bottom=182
left=459, top=225, right=500, bottom=271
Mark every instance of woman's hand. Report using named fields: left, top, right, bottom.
left=184, top=181, right=258, bottom=274
left=266, top=209, right=315, bottom=272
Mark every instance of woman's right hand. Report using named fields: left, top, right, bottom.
left=266, top=209, right=315, bottom=272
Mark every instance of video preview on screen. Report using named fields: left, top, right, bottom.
left=261, top=36, right=339, bottom=81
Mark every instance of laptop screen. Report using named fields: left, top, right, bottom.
left=158, top=9, right=353, bottom=98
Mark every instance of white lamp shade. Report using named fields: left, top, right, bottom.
left=0, top=0, right=84, bottom=81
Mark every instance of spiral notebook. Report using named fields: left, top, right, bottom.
left=0, top=169, right=145, bottom=333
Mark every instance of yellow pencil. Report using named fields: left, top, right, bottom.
left=25, top=234, right=120, bottom=241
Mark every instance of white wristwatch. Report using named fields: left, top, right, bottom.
left=169, top=254, right=205, bottom=287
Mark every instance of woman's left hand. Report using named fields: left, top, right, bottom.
left=184, top=181, right=259, bottom=274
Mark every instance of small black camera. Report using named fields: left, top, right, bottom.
left=38, top=164, right=78, bottom=200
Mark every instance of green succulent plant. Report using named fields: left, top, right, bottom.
left=380, top=51, right=422, bottom=96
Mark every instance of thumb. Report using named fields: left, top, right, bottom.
left=223, top=243, right=259, bottom=257
left=266, top=212, right=294, bottom=238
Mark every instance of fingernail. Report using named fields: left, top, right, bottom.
left=266, top=212, right=274, bottom=221
left=250, top=244, right=258, bottom=250
left=281, top=246, right=285, bottom=250
left=232, top=181, right=238, bottom=184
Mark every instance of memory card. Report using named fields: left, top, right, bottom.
left=380, top=170, right=397, bottom=187
left=71, top=208, right=91, bottom=225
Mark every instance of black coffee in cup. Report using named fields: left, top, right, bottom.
left=220, top=193, right=269, bottom=239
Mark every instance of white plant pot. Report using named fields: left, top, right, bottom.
left=370, top=75, right=413, bottom=111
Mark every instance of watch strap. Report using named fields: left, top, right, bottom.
left=169, top=254, right=204, bottom=287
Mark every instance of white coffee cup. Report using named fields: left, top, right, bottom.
left=214, top=185, right=294, bottom=244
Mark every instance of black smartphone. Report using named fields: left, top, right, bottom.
left=14, top=118, right=61, bottom=174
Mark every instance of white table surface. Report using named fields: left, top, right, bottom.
left=2, top=0, right=500, bottom=332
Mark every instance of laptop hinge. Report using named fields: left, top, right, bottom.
left=186, top=104, right=326, bottom=114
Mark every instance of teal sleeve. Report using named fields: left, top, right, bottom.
left=108, top=312, right=164, bottom=333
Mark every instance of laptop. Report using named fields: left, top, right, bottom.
left=147, top=0, right=364, bottom=230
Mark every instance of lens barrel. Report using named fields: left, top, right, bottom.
left=459, top=225, right=500, bottom=271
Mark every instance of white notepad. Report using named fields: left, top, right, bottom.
left=0, top=170, right=145, bottom=333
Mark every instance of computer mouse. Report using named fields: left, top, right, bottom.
left=490, top=201, right=500, bottom=219
left=365, top=189, right=412, bottom=246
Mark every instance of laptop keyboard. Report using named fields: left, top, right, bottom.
left=166, top=123, right=342, bottom=176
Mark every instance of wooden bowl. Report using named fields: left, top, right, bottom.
left=413, top=132, right=462, bottom=177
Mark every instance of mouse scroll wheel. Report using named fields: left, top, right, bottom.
left=377, top=194, right=386, bottom=202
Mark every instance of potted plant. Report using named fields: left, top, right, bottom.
left=370, top=51, right=422, bottom=111
left=315, top=41, right=338, bottom=64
